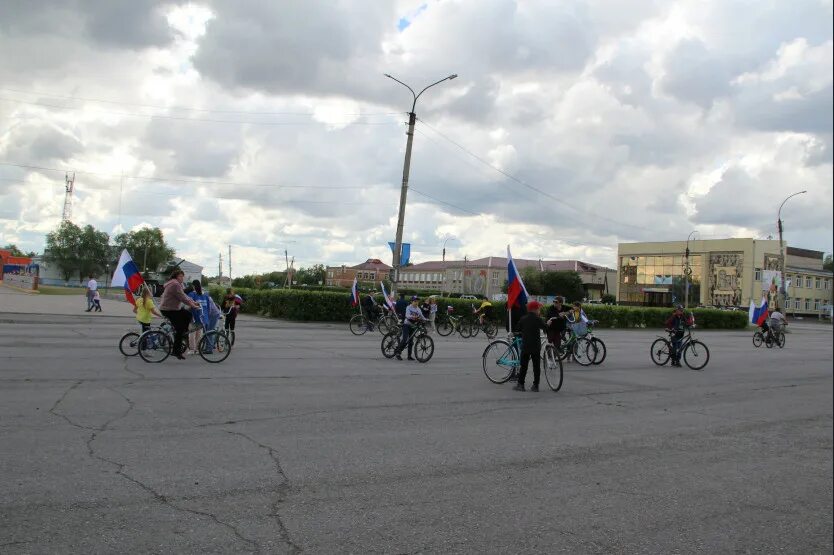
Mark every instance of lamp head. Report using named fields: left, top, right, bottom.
left=448, top=74, right=458, bottom=80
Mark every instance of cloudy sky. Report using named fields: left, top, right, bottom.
left=0, top=0, right=831, bottom=276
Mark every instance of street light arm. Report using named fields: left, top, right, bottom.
left=778, top=190, right=807, bottom=220
left=415, top=74, right=458, bottom=105
left=384, top=73, right=416, bottom=105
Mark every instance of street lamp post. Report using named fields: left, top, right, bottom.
left=385, top=72, right=457, bottom=289
left=777, top=190, right=807, bottom=310
left=442, top=235, right=456, bottom=262
left=684, top=230, right=699, bottom=309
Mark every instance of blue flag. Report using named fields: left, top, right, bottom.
left=388, top=242, right=410, bottom=266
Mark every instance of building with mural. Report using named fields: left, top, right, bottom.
left=616, top=239, right=832, bottom=316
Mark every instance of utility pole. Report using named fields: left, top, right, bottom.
left=778, top=191, right=807, bottom=310
left=218, top=252, right=223, bottom=278
left=684, top=231, right=698, bottom=309
left=284, top=249, right=290, bottom=288
left=62, top=172, right=75, bottom=222
left=384, top=73, right=458, bottom=288
left=228, top=245, right=232, bottom=283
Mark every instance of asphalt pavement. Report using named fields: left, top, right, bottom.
left=1, top=285, right=832, bottom=553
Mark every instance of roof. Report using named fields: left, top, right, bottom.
left=407, top=257, right=614, bottom=273
left=786, top=246, right=824, bottom=259
left=350, top=258, right=392, bottom=271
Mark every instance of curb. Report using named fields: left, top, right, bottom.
left=0, top=282, right=40, bottom=294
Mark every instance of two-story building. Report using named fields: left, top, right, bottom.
left=325, top=259, right=392, bottom=288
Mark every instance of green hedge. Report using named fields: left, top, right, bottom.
left=211, top=287, right=748, bottom=329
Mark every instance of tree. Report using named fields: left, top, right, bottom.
left=77, top=225, right=111, bottom=281
left=114, top=227, right=175, bottom=274
left=2, top=244, right=34, bottom=257
left=824, top=254, right=833, bottom=272
left=295, top=264, right=326, bottom=286
left=44, top=221, right=83, bottom=281
left=502, top=269, right=585, bottom=301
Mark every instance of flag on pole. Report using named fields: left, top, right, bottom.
left=380, top=281, right=396, bottom=311
left=506, top=245, right=529, bottom=309
left=110, top=249, right=144, bottom=306
left=350, top=276, right=359, bottom=307
left=749, top=296, right=768, bottom=325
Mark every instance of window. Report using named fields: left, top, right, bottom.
left=805, top=298, right=812, bottom=310
left=815, top=299, right=821, bottom=310
left=825, top=280, right=831, bottom=290
left=794, top=298, right=802, bottom=310
left=816, top=278, right=821, bottom=289
left=806, top=277, right=813, bottom=288
left=754, top=269, right=762, bottom=281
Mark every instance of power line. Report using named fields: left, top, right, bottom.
left=0, top=162, right=381, bottom=190
left=0, top=86, right=402, bottom=116
left=416, top=117, right=652, bottom=233
left=0, top=97, right=401, bottom=127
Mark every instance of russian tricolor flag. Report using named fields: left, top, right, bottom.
left=506, top=245, right=528, bottom=309
left=380, top=281, right=396, bottom=311
left=111, top=249, right=145, bottom=306
left=749, top=296, right=768, bottom=326
left=350, top=276, right=359, bottom=307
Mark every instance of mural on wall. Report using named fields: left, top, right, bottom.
left=463, top=269, right=487, bottom=295
left=764, top=254, right=781, bottom=271
left=708, top=252, right=744, bottom=306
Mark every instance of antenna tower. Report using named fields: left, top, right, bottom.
left=62, top=172, right=75, bottom=221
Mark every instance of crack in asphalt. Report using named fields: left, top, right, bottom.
left=48, top=380, right=261, bottom=553
left=223, top=429, right=303, bottom=554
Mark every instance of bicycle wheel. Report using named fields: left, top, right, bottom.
left=436, top=318, right=453, bottom=336
left=198, top=331, right=232, bottom=363
left=683, top=340, right=710, bottom=370
left=459, top=320, right=473, bottom=339
left=776, top=332, right=786, bottom=348
left=591, top=337, right=607, bottom=365
left=482, top=340, right=516, bottom=384
left=542, top=344, right=564, bottom=392
left=555, top=341, right=570, bottom=361
left=765, top=335, right=774, bottom=348
left=381, top=331, right=399, bottom=359
left=377, top=315, right=393, bottom=335
left=484, top=320, right=498, bottom=339
left=650, top=338, right=671, bottom=366
left=469, top=322, right=481, bottom=337
left=414, top=334, right=434, bottom=363
left=119, top=332, right=140, bottom=357
left=349, top=315, right=368, bottom=336
left=752, top=332, right=763, bottom=347
left=138, top=330, right=172, bottom=363
left=572, top=337, right=596, bottom=366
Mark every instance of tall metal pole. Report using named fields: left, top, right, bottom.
left=442, top=235, right=455, bottom=262
left=228, top=245, right=232, bottom=283
left=385, top=73, right=457, bottom=289
left=684, top=231, right=698, bottom=309
left=777, top=190, right=807, bottom=310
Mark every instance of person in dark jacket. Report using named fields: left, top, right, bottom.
left=394, top=293, right=409, bottom=321
left=505, top=302, right=527, bottom=333
left=513, top=301, right=547, bottom=392
left=545, top=296, right=569, bottom=350
left=362, top=294, right=377, bottom=330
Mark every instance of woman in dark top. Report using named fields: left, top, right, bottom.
left=513, top=301, right=547, bottom=392
left=545, top=297, right=569, bottom=350
left=159, top=270, right=200, bottom=359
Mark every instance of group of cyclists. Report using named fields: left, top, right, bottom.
left=131, top=269, right=241, bottom=360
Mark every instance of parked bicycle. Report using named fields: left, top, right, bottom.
left=483, top=333, right=563, bottom=391
left=381, top=321, right=434, bottom=362
left=650, top=326, right=710, bottom=370
left=584, top=320, right=606, bottom=365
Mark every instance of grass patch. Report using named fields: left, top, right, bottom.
left=38, top=286, right=86, bottom=295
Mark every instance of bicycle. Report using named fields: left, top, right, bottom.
left=138, top=309, right=232, bottom=363
left=349, top=309, right=398, bottom=336
left=553, top=317, right=597, bottom=366
left=381, top=321, right=434, bottom=362
left=483, top=333, right=563, bottom=391
left=435, top=306, right=473, bottom=338
left=752, top=321, right=786, bottom=349
left=584, top=320, right=606, bottom=365
left=118, top=320, right=174, bottom=357
left=468, top=305, right=499, bottom=339
left=650, top=327, right=710, bottom=370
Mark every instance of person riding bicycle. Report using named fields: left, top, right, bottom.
left=665, top=304, right=694, bottom=367
left=761, top=308, right=786, bottom=340
left=513, top=300, right=547, bottom=392
left=188, top=280, right=221, bottom=354
left=222, top=288, right=240, bottom=335
left=473, top=298, right=493, bottom=326
left=395, top=296, right=428, bottom=361
left=362, top=294, right=378, bottom=331
left=133, top=285, right=162, bottom=334
left=159, top=270, right=201, bottom=360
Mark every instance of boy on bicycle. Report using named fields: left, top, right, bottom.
left=665, top=304, right=693, bottom=367
left=473, top=299, right=493, bottom=326
left=395, top=296, right=427, bottom=361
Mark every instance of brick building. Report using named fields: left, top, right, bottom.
left=325, top=259, right=392, bottom=288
